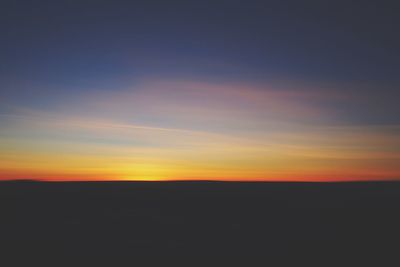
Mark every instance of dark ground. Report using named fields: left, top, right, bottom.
left=1, top=181, right=399, bottom=266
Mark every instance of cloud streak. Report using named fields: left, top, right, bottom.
left=0, top=79, right=399, bottom=181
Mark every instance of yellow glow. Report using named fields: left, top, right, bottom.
left=118, top=164, right=173, bottom=181
left=1, top=80, right=399, bottom=181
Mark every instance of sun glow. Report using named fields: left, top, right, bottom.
left=1, top=80, right=399, bottom=181
left=118, top=164, right=173, bottom=181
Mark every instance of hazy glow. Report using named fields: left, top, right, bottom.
left=0, top=79, right=399, bottom=181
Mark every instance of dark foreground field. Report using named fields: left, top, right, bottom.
left=1, top=181, right=399, bottom=266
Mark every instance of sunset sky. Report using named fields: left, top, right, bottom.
left=1, top=1, right=399, bottom=181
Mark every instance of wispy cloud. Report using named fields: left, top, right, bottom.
left=1, top=79, right=399, bottom=181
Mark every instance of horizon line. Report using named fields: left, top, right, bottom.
left=1, top=178, right=399, bottom=183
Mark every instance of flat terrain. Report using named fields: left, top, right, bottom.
left=1, top=181, right=399, bottom=266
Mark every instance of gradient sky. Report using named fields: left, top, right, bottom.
left=1, top=1, right=399, bottom=181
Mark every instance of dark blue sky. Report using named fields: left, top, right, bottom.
left=1, top=0, right=399, bottom=122
left=2, top=1, right=399, bottom=78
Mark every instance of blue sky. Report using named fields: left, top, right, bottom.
left=1, top=1, right=399, bottom=180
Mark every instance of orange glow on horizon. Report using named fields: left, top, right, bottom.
left=1, top=80, right=399, bottom=182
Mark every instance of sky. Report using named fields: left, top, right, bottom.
left=0, top=0, right=399, bottom=181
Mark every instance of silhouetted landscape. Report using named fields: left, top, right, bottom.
left=1, top=180, right=399, bottom=266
